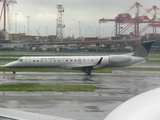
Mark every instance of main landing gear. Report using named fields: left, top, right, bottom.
left=82, top=67, right=93, bottom=76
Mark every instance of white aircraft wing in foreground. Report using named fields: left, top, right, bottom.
left=105, top=87, right=160, bottom=120
left=0, top=107, right=74, bottom=120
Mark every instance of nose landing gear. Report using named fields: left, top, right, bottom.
left=13, top=70, right=16, bottom=74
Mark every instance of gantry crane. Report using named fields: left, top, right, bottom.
left=99, top=2, right=160, bottom=38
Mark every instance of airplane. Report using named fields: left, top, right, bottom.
left=3, top=40, right=155, bottom=75
left=0, top=87, right=160, bottom=120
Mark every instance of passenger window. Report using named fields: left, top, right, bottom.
left=33, top=60, right=35, bottom=62
left=37, top=60, right=39, bottom=62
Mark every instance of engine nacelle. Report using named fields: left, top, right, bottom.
left=109, top=55, right=131, bottom=63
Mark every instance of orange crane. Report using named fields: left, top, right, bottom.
left=99, top=2, right=160, bottom=37
left=0, top=0, right=17, bottom=38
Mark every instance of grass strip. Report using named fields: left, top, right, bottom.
left=1, top=67, right=160, bottom=73
left=0, top=58, right=17, bottom=61
left=96, top=67, right=160, bottom=72
left=147, top=59, right=160, bottom=62
left=0, top=54, right=84, bottom=57
left=0, top=84, right=98, bottom=92
left=148, top=55, right=160, bottom=59
left=0, top=54, right=55, bottom=57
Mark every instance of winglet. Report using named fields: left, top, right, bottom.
left=97, top=57, right=103, bottom=65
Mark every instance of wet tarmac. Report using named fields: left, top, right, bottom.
left=0, top=71, right=160, bottom=120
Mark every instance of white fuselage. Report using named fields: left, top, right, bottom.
left=4, top=55, right=146, bottom=70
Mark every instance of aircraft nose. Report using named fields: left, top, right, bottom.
left=3, top=62, right=16, bottom=68
left=3, top=63, right=11, bottom=68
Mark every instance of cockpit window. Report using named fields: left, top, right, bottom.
left=19, top=59, right=23, bottom=62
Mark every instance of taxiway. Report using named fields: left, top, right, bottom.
left=0, top=71, right=160, bottom=120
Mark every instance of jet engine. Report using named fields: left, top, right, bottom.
left=109, top=55, right=131, bottom=63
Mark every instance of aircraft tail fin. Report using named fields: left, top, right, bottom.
left=132, top=40, right=155, bottom=58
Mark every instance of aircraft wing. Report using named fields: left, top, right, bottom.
left=0, top=107, right=75, bottom=120
left=64, top=57, right=103, bottom=69
left=105, top=87, right=160, bottom=120
left=69, top=64, right=97, bottom=69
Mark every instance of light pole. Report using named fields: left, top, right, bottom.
left=39, top=26, right=40, bottom=36
left=99, top=23, right=101, bottom=38
left=24, top=26, right=25, bottom=33
left=103, top=27, right=104, bottom=38
left=27, top=16, right=29, bottom=36
left=46, top=27, right=48, bottom=37
left=69, top=28, right=70, bottom=37
left=15, top=13, right=17, bottom=34
left=85, top=29, right=87, bottom=38
left=79, top=21, right=81, bottom=38
left=19, top=25, right=21, bottom=33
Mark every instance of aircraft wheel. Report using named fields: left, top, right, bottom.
left=13, top=71, right=16, bottom=74
left=83, top=68, right=92, bottom=76
left=87, top=71, right=91, bottom=76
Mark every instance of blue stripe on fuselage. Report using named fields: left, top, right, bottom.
left=97, top=57, right=103, bottom=65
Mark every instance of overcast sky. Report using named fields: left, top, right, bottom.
left=1, top=0, right=160, bottom=38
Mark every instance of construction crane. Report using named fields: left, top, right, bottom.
left=88, top=26, right=97, bottom=37
left=0, top=0, right=17, bottom=39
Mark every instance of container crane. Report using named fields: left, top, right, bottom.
left=118, top=2, right=151, bottom=37
left=148, top=5, right=160, bottom=34
left=99, top=2, right=160, bottom=38
left=139, top=5, right=160, bottom=34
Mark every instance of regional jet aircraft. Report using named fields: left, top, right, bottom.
left=3, top=40, right=154, bottom=75
left=0, top=87, right=160, bottom=120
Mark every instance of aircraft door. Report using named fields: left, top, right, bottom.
left=26, top=57, right=31, bottom=66
left=78, top=58, right=81, bottom=64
